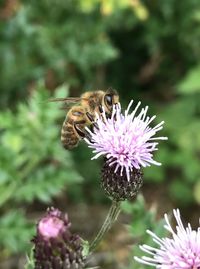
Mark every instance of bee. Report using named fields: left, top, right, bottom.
left=49, top=88, right=119, bottom=150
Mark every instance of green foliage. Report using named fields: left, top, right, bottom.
left=24, top=248, right=35, bottom=269
left=82, top=239, right=90, bottom=257
left=169, top=180, right=194, bottom=205
left=0, top=0, right=118, bottom=107
left=178, top=65, right=200, bottom=94
left=0, top=83, right=82, bottom=255
left=0, top=211, right=34, bottom=255
left=1, top=0, right=200, bottom=264
left=121, top=195, right=167, bottom=269
left=156, top=75, right=200, bottom=205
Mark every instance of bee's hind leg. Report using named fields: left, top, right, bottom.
left=74, top=124, right=85, bottom=138
left=74, top=123, right=94, bottom=144
left=86, top=112, right=99, bottom=130
left=86, top=112, right=95, bottom=122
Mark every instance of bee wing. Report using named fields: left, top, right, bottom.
left=59, top=104, right=74, bottom=111
left=48, top=97, right=82, bottom=103
left=47, top=97, right=89, bottom=111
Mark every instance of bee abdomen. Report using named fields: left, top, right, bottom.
left=61, top=120, right=79, bottom=150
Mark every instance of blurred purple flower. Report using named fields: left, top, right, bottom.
left=38, top=208, right=68, bottom=239
left=33, top=207, right=85, bottom=269
left=85, top=100, right=167, bottom=181
left=134, top=209, right=200, bottom=269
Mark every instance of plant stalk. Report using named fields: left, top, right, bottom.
left=89, top=200, right=121, bottom=252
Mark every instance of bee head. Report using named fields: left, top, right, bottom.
left=103, top=88, right=119, bottom=112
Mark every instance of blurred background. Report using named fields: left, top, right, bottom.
left=0, top=0, right=200, bottom=268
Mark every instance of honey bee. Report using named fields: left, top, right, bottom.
left=49, top=88, right=119, bottom=150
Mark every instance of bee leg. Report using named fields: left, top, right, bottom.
left=74, top=123, right=94, bottom=143
left=86, top=134, right=94, bottom=144
left=86, top=112, right=95, bottom=122
left=99, top=105, right=103, bottom=113
left=74, top=124, right=85, bottom=138
left=105, top=112, right=112, bottom=119
left=86, top=112, right=99, bottom=130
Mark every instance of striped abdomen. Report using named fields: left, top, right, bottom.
left=61, top=106, right=87, bottom=150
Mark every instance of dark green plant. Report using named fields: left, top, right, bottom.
left=144, top=66, right=200, bottom=206
left=121, top=195, right=167, bottom=269
left=0, top=82, right=82, bottom=255
left=0, top=0, right=118, bottom=108
left=1, top=0, right=200, bottom=265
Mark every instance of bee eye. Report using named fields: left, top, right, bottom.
left=104, top=94, right=113, bottom=107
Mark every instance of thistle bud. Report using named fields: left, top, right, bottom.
left=32, top=208, right=85, bottom=269
left=101, top=159, right=143, bottom=201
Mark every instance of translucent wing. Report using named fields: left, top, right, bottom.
left=48, top=97, right=82, bottom=103
left=47, top=97, right=87, bottom=111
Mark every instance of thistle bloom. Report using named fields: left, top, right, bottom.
left=33, top=207, right=85, bottom=269
left=38, top=208, right=67, bottom=239
left=85, top=101, right=167, bottom=181
left=85, top=101, right=167, bottom=200
left=134, top=209, right=200, bottom=269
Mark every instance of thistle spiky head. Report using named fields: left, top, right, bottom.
left=32, top=207, right=85, bottom=269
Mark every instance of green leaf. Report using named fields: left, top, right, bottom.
left=177, top=66, right=200, bottom=94
left=24, top=248, right=35, bottom=269
left=82, top=239, right=90, bottom=257
left=194, top=180, right=200, bottom=205
left=169, top=180, right=194, bottom=205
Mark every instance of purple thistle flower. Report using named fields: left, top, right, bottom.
left=32, top=207, right=85, bottom=269
left=38, top=208, right=68, bottom=239
left=134, top=209, right=200, bottom=269
left=85, top=100, right=167, bottom=181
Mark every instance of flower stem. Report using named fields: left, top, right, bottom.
left=89, top=200, right=121, bottom=252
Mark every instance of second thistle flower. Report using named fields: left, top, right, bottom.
left=85, top=100, right=167, bottom=201
left=32, top=208, right=85, bottom=269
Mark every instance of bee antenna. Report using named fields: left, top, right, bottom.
left=107, top=87, right=117, bottom=94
